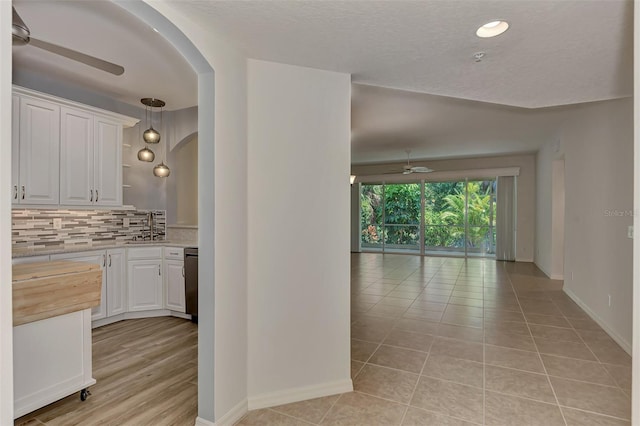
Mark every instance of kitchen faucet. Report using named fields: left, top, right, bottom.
left=146, top=211, right=156, bottom=241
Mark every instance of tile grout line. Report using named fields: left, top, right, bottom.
left=316, top=393, right=343, bottom=425
left=507, top=267, right=569, bottom=426
left=550, top=296, right=628, bottom=391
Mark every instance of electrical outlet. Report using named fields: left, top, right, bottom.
left=570, top=272, right=574, bottom=280
left=123, top=218, right=130, bottom=228
left=53, top=218, right=62, bottom=230
left=608, top=294, right=612, bottom=307
left=628, top=226, right=633, bottom=239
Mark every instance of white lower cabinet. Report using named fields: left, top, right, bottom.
left=164, top=247, right=185, bottom=313
left=106, top=249, right=126, bottom=316
left=127, top=247, right=163, bottom=312
left=51, top=248, right=125, bottom=321
left=165, top=260, right=185, bottom=312
left=16, top=245, right=192, bottom=324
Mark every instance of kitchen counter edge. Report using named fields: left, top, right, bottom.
left=12, top=241, right=198, bottom=259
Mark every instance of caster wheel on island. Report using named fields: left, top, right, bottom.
left=80, top=388, right=89, bottom=401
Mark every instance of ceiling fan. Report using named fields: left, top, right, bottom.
left=389, top=150, right=434, bottom=175
left=11, top=6, right=125, bottom=76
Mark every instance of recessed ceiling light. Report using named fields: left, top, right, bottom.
left=476, top=20, right=509, bottom=38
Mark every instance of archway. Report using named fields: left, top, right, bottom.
left=0, top=1, right=217, bottom=423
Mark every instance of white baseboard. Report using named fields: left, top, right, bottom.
left=563, top=287, right=632, bottom=355
left=92, top=310, right=192, bottom=329
left=194, top=417, right=215, bottom=426
left=550, top=274, right=564, bottom=280
left=248, top=379, right=353, bottom=410
left=516, top=257, right=534, bottom=263
left=198, top=399, right=249, bottom=426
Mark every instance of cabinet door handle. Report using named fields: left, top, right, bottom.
left=158, top=265, right=161, bottom=276
left=90, top=189, right=94, bottom=202
left=102, top=254, right=106, bottom=267
left=182, top=266, right=185, bottom=277
left=108, top=254, right=112, bottom=267
left=21, top=185, right=25, bottom=200
left=13, top=185, right=17, bottom=200
left=96, top=190, right=99, bottom=202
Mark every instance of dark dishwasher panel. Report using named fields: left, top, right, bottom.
left=184, top=247, right=198, bottom=323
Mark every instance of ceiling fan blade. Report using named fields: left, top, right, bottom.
left=12, top=7, right=30, bottom=45
left=29, top=37, right=124, bottom=76
left=411, top=166, right=433, bottom=173
left=402, top=170, right=413, bottom=175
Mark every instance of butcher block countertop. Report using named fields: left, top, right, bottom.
left=13, top=260, right=103, bottom=326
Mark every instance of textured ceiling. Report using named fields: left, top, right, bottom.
left=12, top=0, right=197, bottom=110
left=173, top=0, right=632, bottom=108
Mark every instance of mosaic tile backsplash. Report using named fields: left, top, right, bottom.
left=12, top=209, right=166, bottom=249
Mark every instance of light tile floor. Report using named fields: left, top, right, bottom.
left=236, top=253, right=632, bottom=425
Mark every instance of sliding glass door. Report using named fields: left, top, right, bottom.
left=384, top=183, right=421, bottom=253
left=424, top=182, right=465, bottom=255
left=360, top=184, right=384, bottom=251
left=465, top=180, right=496, bottom=257
left=360, top=179, right=497, bottom=258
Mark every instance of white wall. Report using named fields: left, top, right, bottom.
left=1, top=2, right=14, bottom=424
left=141, top=2, right=249, bottom=423
left=167, top=136, right=198, bottom=225
left=352, top=154, right=536, bottom=261
left=247, top=60, right=352, bottom=406
left=550, top=160, right=565, bottom=279
left=535, top=141, right=557, bottom=276
left=542, top=98, right=633, bottom=351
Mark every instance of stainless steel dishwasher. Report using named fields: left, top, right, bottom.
left=184, top=247, right=198, bottom=323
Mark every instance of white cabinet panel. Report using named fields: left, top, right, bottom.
left=106, top=249, right=126, bottom=317
left=128, top=260, right=163, bottom=311
left=165, top=259, right=185, bottom=313
left=19, top=96, right=60, bottom=204
left=93, top=118, right=122, bottom=206
left=13, top=310, right=95, bottom=418
left=60, top=107, right=93, bottom=205
left=12, top=94, right=20, bottom=202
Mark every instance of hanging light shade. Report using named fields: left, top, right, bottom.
left=153, top=162, right=171, bottom=178
left=137, top=146, right=155, bottom=162
left=141, top=98, right=165, bottom=144
left=143, top=127, right=161, bottom=144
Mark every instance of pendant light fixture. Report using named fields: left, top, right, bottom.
left=136, top=113, right=155, bottom=162
left=141, top=98, right=164, bottom=144
left=137, top=146, right=155, bottom=162
left=139, top=97, right=171, bottom=178
left=153, top=162, right=171, bottom=177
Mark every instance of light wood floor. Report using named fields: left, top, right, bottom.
left=15, top=316, right=198, bottom=426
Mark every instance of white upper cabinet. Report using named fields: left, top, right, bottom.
left=59, top=108, right=123, bottom=206
left=11, top=94, right=20, bottom=202
left=12, top=86, right=137, bottom=207
left=18, top=95, right=60, bottom=205
left=60, top=107, right=94, bottom=205
left=93, top=117, right=123, bottom=206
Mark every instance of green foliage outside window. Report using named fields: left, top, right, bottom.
left=360, top=181, right=496, bottom=253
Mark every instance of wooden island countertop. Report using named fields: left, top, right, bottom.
left=13, top=260, right=103, bottom=326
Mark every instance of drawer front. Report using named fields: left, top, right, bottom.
left=164, top=247, right=184, bottom=260
left=127, top=247, right=163, bottom=260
